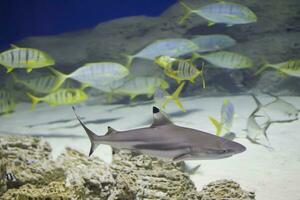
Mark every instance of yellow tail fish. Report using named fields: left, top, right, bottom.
left=27, top=88, right=88, bottom=109
left=255, top=59, right=300, bottom=78
left=155, top=55, right=206, bottom=88
left=0, top=45, right=54, bottom=73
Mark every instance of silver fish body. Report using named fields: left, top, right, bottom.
left=194, top=51, right=253, bottom=69
left=197, top=2, right=257, bottom=25
left=192, top=34, right=236, bottom=52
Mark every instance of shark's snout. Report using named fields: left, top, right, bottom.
left=224, top=140, right=246, bottom=155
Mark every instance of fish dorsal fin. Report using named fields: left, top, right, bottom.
left=107, top=126, right=117, bottom=135
left=10, top=44, right=19, bottom=49
left=151, top=106, right=173, bottom=127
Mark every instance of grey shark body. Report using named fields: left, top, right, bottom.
left=74, top=107, right=246, bottom=161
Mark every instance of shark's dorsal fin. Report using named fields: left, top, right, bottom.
left=107, top=126, right=117, bottom=135
left=151, top=106, right=173, bottom=127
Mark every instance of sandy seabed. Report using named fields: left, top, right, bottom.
left=0, top=95, right=299, bottom=200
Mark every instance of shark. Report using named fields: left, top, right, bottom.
left=73, top=106, right=246, bottom=161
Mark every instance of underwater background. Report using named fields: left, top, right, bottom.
left=0, top=0, right=300, bottom=199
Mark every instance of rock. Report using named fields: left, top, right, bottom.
left=201, top=179, right=255, bottom=200
left=110, top=151, right=202, bottom=200
left=2, top=182, right=73, bottom=199
left=0, top=146, right=7, bottom=196
left=0, top=136, right=254, bottom=199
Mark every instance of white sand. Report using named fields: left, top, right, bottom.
left=0, top=95, right=299, bottom=200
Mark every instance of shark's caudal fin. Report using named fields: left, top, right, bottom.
left=178, top=1, right=193, bottom=25
left=72, top=106, right=99, bottom=156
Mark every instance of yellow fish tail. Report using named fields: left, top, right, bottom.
left=162, top=98, right=172, bottom=109
left=6, top=66, right=13, bottom=73
left=209, top=116, right=222, bottom=136
left=79, top=83, right=90, bottom=90
left=121, top=53, right=134, bottom=68
left=178, top=1, right=193, bottom=25
left=254, top=64, right=270, bottom=76
left=26, top=93, right=41, bottom=109
left=171, top=82, right=186, bottom=112
left=254, top=58, right=270, bottom=76
left=48, top=67, right=68, bottom=89
left=191, top=52, right=202, bottom=61
left=11, top=73, right=20, bottom=83
left=199, top=62, right=206, bottom=89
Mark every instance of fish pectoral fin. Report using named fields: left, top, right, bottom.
left=173, top=152, right=193, bottom=162
left=208, top=21, right=215, bottom=26
left=10, top=44, right=19, bottom=49
left=6, top=66, right=13, bottom=73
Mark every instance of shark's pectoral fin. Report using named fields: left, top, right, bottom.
left=173, top=147, right=193, bottom=162
left=151, top=106, right=173, bottom=127
left=173, top=152, right=193, bottom=162
left=178, top=162, right=201, bottom=175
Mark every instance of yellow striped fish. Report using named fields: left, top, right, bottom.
left=179, top=1, right=257, bottom=26
left=193, top=51, right=252, bottom=69
left=12, top=73, right=65, bottom=94
left=0, top=45, right=55, bottom=73
left=115, top=76, right=169, bottom=100
left=27, top=88, right=88, bottom=109
left=0, top=89, right=16, bottom=114
left=155, top=56, right=206, bottom=88
left=255, top=60, right=300, bottom=78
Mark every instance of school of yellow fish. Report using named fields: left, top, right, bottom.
left=0, top=1, right=299, bottom=116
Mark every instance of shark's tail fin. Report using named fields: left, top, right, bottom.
left=72, top=106, right=99, bottom=156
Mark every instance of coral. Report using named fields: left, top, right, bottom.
left=1, top=182, right=73, bottom=200
left=0, top=146, right=7, bottom=196
left=0, top=136, right=255, bottom=200
left=201, top=180, right=255, bottom=200
left=111, top=151, right=202, bottom=200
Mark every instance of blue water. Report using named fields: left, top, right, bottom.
left=0, top=0, right=176, bottom=47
